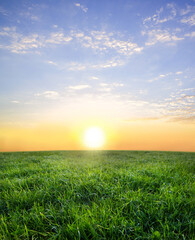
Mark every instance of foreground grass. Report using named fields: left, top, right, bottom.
left=0, top=150, right=194, bottom=239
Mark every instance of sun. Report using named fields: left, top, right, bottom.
left=84, top=126, right=105, bottom=148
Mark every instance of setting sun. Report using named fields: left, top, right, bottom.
left=83, top=127, right=105, bottom=148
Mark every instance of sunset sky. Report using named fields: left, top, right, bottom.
left=0, top=0, right=194, bottom=152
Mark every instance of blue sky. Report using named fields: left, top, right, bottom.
left=0, top=0, right=194, bottom=127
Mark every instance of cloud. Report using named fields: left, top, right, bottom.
left=0, top=27, right=143, bottom=57
left=185, top=31, right=195, bottom=38
left=148, top=71, right=184, bottom=83
left=0, top=27, right=45, bottom=54
left=46, top=57, right=126, bottom=71
left=163, top=89, right=195, bottom=122
left=19, top=11, right=40, bottom=21
left=11, top=100, right=20, bottom=104
left=99, top=82, right=124, bottom=88
left=64, top=58, right=125, bottom=71
left=180, top=5, right=194, bottom=16
left=99, top=83, right=109, bottom=87
left=176, top=71, right=183, bottom=75
left=68, top=85, right=91, bottom=90
left=125, top=117, right=162, bottom=122
left=0, top=6, right=8, bottom=16
left=148, top=72, right=172, bottom=82
left=143, top=4, right=176, bottom=26
left=74, top=3, right=88, bottom=13
left=75, top=30, right=143, bottom=56
left=46, top=32, right=72, bottom=44
left=112, top=83, right=124, bottom=87
left=98, top=82, right=124, bottom=92
left=35, top=91, right=59, bottom=99
left=67, top=62, right=86, bottom=71
left=47, top=60, right=57, bottom=66
left=0, top=28, right=73, bottom=54
left=123, top=88, right=195, bottom=123
left=143, top=3, right=195, bottom=46
left=181, top=13, right=195, bottom=26
left=90, top=76, right=99, bottom=80
left=91, top=58, right=125, bottom=69
left=143, top=29, right=184, bottom=46
left=170, top=115, right=195, bottom=122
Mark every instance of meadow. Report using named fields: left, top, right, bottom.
left=0, top=150, right=194, bottom=239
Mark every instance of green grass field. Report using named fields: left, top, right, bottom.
left=0, top=151, right=194, bottom=239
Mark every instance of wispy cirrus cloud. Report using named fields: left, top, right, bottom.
left=181, top=13, right=195, bottom=26
left=0, top=6, right=8, bottom=16
left=148, top=71, right=184, bottom=84
left=19, top=11, right=40, bottom=22
left=142, top=3, right=195, bottom=46
left=35, top=91, right=59, bottom=99
left=73, top=30, right=143, bottom=56
left=185, top=31, right=195, bottom=38
left=0, top=27, right=143, bottom=57
left=68, top=85, right=91, bottom=90
left=11, top=100, right=20, bottom=104
left=74, top=3, right=88, bottom=13
left=163, top=88, right=195, bottom=122
left=143, top=3, right=176, bottom=26
left=98, top=82, right=124, bottom=92
left=143, top=29, right=184, bottom=46
left=48, top=58, right=126, bottom=71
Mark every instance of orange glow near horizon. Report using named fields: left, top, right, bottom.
left=0, top=120, right=194, bottom=152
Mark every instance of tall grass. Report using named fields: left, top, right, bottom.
left=0, top=151, right=194, bottom=239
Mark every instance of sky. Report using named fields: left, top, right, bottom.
left=0, top=0, right=194, bottom=152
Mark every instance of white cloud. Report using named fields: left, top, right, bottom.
left=19, top=11, right=40, bottom=21
left=68, top=62, right=86, bottom=71
left=180, top=5, right=194, bottom=16
left=77, top=30, right=143, bottom=56
left=92, top=58, right=125, bottom=69
left=74, top=3, right=88, bottom=13
left=98, top=82, right=124, bottom=92
left=35, top=91, right=59, bottom=99
left=0, top=28, right=73, bottom=54
left=143, top=4, right=176, bottom=26
left=68, top=85, right=90, bottom=90
left=113, top=83, right=124, bottom=87
left=162, top=89, right=195, bottom=122
left=99, top=83, right=108, bottom=87
left=0, top=27, right=143, bottom=57
left=90, top=76, right=99, bottom=80
left=176, top=71, right=183, bottom=75
left=46, top=32, right=72, bottom=44
left=0, top=6, right=8, bottom=16
left=98, top=87, right=111, bottom=92
left=143, top=3, right=195, bottom=46
left=185, top=31, right=195, bottom=37
left=148, top=72, right=184, bottom=82
left=46, top=58, right=126, bottom=71
left=11, top=100, right=20, bottom=104
left=181, top=13, right=195, bottom=26
left=47, top=60, right=57, bottom=66
left=144, top=29, right=184, bottom=46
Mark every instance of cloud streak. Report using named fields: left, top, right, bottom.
left=0, top=27, right=143, bottom=57
left=74, top=3, right=88, bottom=13
left=143, top=29, right=184, bottom=46
left=35, top=91, right=59, bottom=99
left=68, top=85, right=91, bottom=90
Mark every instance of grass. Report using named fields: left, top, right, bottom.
left=0, top=150, right=194, bottom=239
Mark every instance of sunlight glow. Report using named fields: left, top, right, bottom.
left=84, top=126, right=105, bottom=148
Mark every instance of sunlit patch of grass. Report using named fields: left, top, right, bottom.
left=0, top=151, right=194, bottom=239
